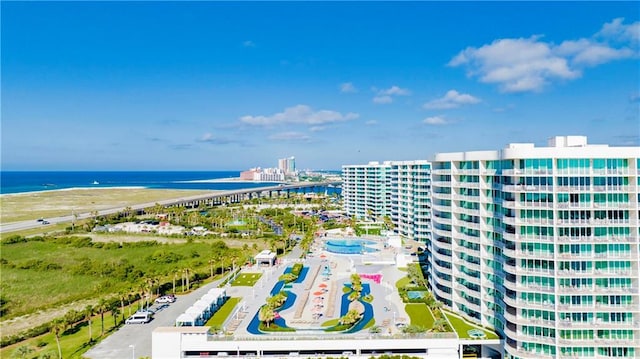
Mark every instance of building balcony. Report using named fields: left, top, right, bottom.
left=432, top=250, right=452, bottom=263
left=503, top=326, right=555, bottom=345
left=432, top=285, right=452, bottom=301
left=504, top=342, right=553, bottom=359
left=560, top=338, right=640, bottom=350
left=519, top=217, right=554, bottom=226
left=432, top=227, right=452, bottom=237
left=504, top=311, right=556, bottom=328
left=454, top=269, right=481, bottom=285
left=452, top=194, right=479, bottom=202
left=503, top=296, right=555, bottom=310
left=431, top=192, right=452, bottom=200
left=519, top=201, right=554, bottom=209
left=503, top=248, right=554, bottom=259
left=559, top=319, right=639, bottom=329
left=457, top=296, right=482, bottom=313
left=433, top=262, right=452, bottom=276
left=432, top=169, right=452, bottom=175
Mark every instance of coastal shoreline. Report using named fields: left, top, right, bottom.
left=0, top=186, right=148, bottom=198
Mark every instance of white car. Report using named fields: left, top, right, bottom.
left=125, top=312, right=152, bottom=324
left=155, top=295, right=176, bottom=304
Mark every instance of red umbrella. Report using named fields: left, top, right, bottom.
left=320, top=254, right=327, bottom=258
left=318, top=283, right=328, bottom=288
left=314, top=291, right=323, bottom=296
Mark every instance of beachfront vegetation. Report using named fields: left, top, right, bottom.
left=1, top=192, right=336, bottom=351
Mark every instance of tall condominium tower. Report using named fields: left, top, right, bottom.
left=342, top=161, right=393, bottom=220
left=278, top=156, right=296, bottom=175
left=430, top=136, right=639, bottom=359
left=342, top=160, right=433, bottom=245
left=390, top=160, right=432, bottom=245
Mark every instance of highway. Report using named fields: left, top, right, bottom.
left=0, top=182, right=340, bottom=234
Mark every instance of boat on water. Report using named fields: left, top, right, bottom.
left=92, top=180, right=99, bottom=185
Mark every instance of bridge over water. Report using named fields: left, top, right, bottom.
left=152, top=181, right=341, bottom=209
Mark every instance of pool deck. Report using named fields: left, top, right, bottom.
left=225, top=234, right=409, bottom=337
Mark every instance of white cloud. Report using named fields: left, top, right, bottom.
left=372, top=85, right=411, bottom=104
left=198, top=133, right=235, bottom=144
left=423, top=116, right=449, bottom=125
left=423, top=90, right=481, bottom=109
left=373, top=95, right=393, bottom=104
left=365, top=120, right=378, bottom=126
left=596, top=18, right=640, bottom=43
left=379, top=85, right=411, bottom=96
left=340, top=82, right=357, bottom=93
left=309, top=126, right=325, bottom=132
left=243, top=40, right=255, bottom=47
left=449, top=18, right=639, bottom=93
left=240, top=105, right=359, bottom=126
left=556, top=39, right=634, bottom=66
left=268, top=132, right=310, bottom=141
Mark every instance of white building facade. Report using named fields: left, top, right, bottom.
left=342, top=161, right=394, bottom=221
left=430, top=136, right=639, bottom=359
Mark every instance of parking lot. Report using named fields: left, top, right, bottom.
left=84, top=279, right=224, bottom=359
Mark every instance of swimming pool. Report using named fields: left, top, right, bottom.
left=407, top=291, right=427, bottom=300
left=325, top=239, right=378, bottom=254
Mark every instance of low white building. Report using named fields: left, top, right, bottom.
left=152, top=327, right=501, bottom=359
left=254, top=250, right=276, bottom=266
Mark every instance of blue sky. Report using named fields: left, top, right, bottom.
left=2, top=2, right=639, bottom=171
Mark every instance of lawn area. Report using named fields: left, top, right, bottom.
left=443, top=310, right=499, bottom=340
left=405, top=303, right=435, bottom=329
left=231, top=273, right=262, bottom=287
left=205, top=297, right=241, bottom=327
left=395, top=276, right=411, bottom=288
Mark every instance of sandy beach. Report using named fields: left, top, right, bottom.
left=0, top=187, right=214, bottom=223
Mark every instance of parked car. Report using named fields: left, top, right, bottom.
left=155, top=295, right=176, bottom=304
left=125, top=312, right=152, bottom=324
left=42, top=220, right=50, bottom=225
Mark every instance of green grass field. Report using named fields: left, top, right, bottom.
left=204, top=297, right=241, bottom=327
left=443, top=310, right=499, bottom=339
left=405, top=303, right=435, bottom=329
left=231, top=273, right=262, bottom=287
left=1, top=238, right=247, bottom=319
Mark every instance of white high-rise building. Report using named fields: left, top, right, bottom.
left=431, top=136, right=639, bottom=359
left=342, top=161, right=393, bottom=221
left=342, top=160, right=432, bottom=244
left=278, top=156, right=296, bottom=175
left=342, top=136, right=639, bottom=359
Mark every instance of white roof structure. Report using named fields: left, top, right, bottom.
left=186, top=305, right=205, bottom=317
left=175, top=312, right=198, bottom=326
left=255, top=250, right=277, bottom=265
left=208, top=288, right=226, bottom=297
left=193, top=300, right=210, bottom=312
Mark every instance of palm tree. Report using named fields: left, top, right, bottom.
left=51, top=318, right=67, bottom=359
left=110, top=304, right=120, bottom=327
left=258, top=305, right=276, bottom=327
left=432, top=318, right=448, bottom=332
left=97, top=298, right=108, bottom=337
left=83, top=305, right=94, bottom=343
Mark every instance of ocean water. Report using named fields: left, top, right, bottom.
left=0, top=171, right=282, bottom=195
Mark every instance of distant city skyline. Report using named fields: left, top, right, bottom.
left=2, top=2, right=638, bottom=171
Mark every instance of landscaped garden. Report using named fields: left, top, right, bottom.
left=443, top=310, right=499, bottom=340
left=230, top=273, right=262, bottom=287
